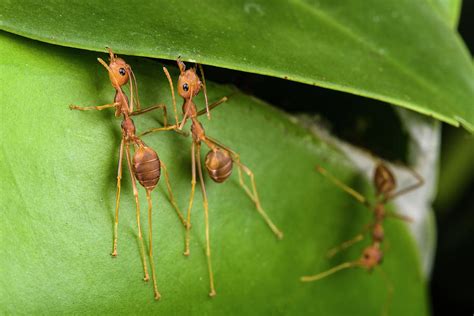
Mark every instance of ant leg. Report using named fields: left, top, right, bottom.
left=326, top=223, right=371, bottom=258
left=327, top=235, right=364, bottom=259
left=111, top=138, right=125, bottom=257
left=315, top=165, right=370, bottom=207
left=184, top=142, right=197, bottom=256
left=130, top=103, right=168, bottom=126
left=378, top=267, right=394, bottom=316
left=385, top=212, right=413, bottom=222
left=300, top=261, right=359, bottom=282
left=139, top=125, right=187, bottom=137
left=125, top=144, right=150, bottom=282
left=196, top=97, right=228, bottom=117
left=69, top=103, right=117, bottom=111
left=161, top=161, right=186, bottom=227
left=146, top=190, right=161, bottom=300
left=234, top=159, right=283, bottom=239
left=386, top=166, right=424, bottom=201
left=205, top=136, right=283, bottom=239
left=163, top=66, right=179, bottom=125
left=196, top=142, right=216, bottom=297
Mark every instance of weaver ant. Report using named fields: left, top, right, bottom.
left=141, top=59, right=283, bottom=297
left=301, top=162, right=423, bottom=314
left=69, top=49, right=185, bottom=300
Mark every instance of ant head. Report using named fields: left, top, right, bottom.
left=107, top=48, right=130, bottom=87
left=360, top=245, right=383, bottom=269
left=177, top=60, right=202, bottom=99
left=373, top=163, right=396, bottom=197
left=108, top=58, right=130, bottom=87
left=97, top=48, right=130, bottom=89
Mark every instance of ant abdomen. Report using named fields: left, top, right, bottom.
left=133, top=146, right=161, bottom=190
left=205, top=148, right=233, bottom=183
left=360, top=246, right=383, bottom=269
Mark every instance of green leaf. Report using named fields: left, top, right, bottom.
left=426, top=0, right=463, bottom=28
left=0, top=32, right=428, bottom=315
left=390, top=0, right=461, bottom=276
left=1, top=0, right=473, bottom=132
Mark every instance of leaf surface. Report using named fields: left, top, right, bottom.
left=1, top=0, right=473, bottom=131
left=0, top=32, right=428, bottom=315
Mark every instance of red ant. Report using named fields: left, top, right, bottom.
left=142, top=59, right=283, bottom=297
left=301, top=162, right=423, bottom=314
left=70, top=49, right=185, bottom=300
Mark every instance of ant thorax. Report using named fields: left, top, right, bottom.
left=182, top=99, right=198, bottom=118
left=114, top=90, right=130, bottom=116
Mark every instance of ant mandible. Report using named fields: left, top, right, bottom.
left=69, top=49, right=185, bottom=300
left=301, top=162, right=424, bottom=314
left=142, top=59, right=284, bottom=297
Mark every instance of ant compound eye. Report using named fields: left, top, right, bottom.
left=119, top=68, right=126, bottom=76
left=183, top=83, right=189, bottom=92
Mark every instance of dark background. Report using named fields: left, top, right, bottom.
left=198, top=2, right=474, bottom=314
left=430, top=2, right=474, bottom=315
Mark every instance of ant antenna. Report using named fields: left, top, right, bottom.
left=97, top=57, right=120, bottom=88
left=385, top=166, right=424, bottom=201
left=198, top=63, right=210, bottom=120
left=163, top=66, right=178, bottom=125
left=178, top=85, right=194, bottom=130
left=129, top=66, right=141, bottom=111
left=177, top=57, right=186, bottom=73
left=106, top=47, right=115, bottom=62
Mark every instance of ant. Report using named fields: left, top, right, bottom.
left=301, top=162, right=423, bottom=313
left=141, top=59, right=284, bottom=297
left=69, top=49, right=186, bottom=300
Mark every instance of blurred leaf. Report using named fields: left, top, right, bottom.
left=427, top=0, right=472, bottom=214
left=426, top=0, right=463, bottom=28
left=435, top=127, right=474, bottom=212
left=0, top=32, right=428, bottom=315
left=1, top=0, right=473, bottom=131
left=388, top=0, right=462, bottom=276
